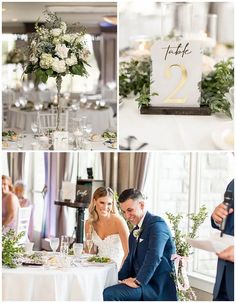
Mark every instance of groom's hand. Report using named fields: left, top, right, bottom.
left=121, top=277, right=139, bottom=288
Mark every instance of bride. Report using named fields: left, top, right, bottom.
left=85, top=187, right=129, bottom=268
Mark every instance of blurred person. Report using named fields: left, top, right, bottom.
left=211, top=179, right=234, bottom=301
left=2, top=175, right=20, bottom=230
left=85, top=187, right=129, bottom=268
left=14, top=180, right=33, bottom=241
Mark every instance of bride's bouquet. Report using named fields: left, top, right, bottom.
left=24, top=11, right=90, bottom=84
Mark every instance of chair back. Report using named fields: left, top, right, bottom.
left=16, top=206, right=32, bottom=244
left=39, top=110, right=69, bottom=131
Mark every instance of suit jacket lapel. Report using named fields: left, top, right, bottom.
left=132, top=212, right=151, bottom=257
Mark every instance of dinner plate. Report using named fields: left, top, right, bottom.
left=104, top=141, right=117, bottom=149
left=211, top=122, right=234, bottom=150
left=88, top=134, right=104, bottom=142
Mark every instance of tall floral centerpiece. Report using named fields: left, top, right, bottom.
left=166, top=206, right=208, bottom=301
left=24, top=11, right=90, bottom=129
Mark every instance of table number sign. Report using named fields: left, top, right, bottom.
left=142, top=40, right=211, bottom=115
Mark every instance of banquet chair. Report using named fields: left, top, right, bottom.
left=16, top=206, right=32, bottom=244
left=38, top=110, right=69, bottom=131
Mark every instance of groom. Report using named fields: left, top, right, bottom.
left=103, top=188, right=177, bottom=301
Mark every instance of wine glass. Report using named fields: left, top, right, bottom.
left=85, top=233, right=93, bottom=254
left=16, top=134, right=24, bottom=149
left=85, top=123, right=92, bottom=138
left=50, top=237, right=59, bottom=253
left=31, top=122, right=38, bottom=137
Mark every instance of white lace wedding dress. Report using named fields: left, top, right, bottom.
left=92, top=230, right=124, bottom=268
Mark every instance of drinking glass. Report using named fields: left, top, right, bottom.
left=31, top=122, right=38, bottom=137
left=60, top=235, right=69, bottom=255
left=73, top=243, right=83, bottom=260
left=16, top=134, right=24, bottom=149
left=50, top=237, right=59, bottom=253
left=85, top=123, right=92, bottom=138
left=85, top=233, right=93, bottom=254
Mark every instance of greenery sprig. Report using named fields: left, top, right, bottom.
left=2, top=229, right=25, bottom=268
left=119, top=57, right=158, bottom=108
left=199, top=58, right=234, bottom=118
left=166, top=206, right=208, bottom=301
left=166, top=205, right=208, bottom=257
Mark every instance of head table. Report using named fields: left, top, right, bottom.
left=2, top=262, right=117, bottom=301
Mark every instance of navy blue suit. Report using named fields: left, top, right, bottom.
left=211, top=180, right=234, bottom=301
left=103, top=212, right=177, bottom=301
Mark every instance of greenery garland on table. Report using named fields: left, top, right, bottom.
left=2, top=229, right=25, bottom=268
left=119, top=56, right=234, bottom=118
left=166, top=205, right=208, bottom=301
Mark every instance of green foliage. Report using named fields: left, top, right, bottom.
left=2, top=229, right=25, bottom=268
left=199, top=58, right=234, bottom=118
left=166, top=205, right=208, bottom=257
left=119, top=57, right=158, bottom=107
left=166, top=206, right=208, bottom=301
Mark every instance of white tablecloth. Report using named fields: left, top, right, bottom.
left=119, top=98, right=234, bottom=150
left=2, top=263, right=117, bottom=301
left=6, top=107, right=115, bottom=134
left=2, top=134, right=115, bottom=151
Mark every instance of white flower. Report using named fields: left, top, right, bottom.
left=53, top=37, right=61, bottom=45
left=63, top=34, right=71, bottom=43
left=40, top=53, right=53, bottom=69
left=133, top=227, right=143, bottom=240
left=52, top=57, right=66, bottom=73
left=80, top=49, right=90, bottom=60
left=50, top=28, right=62, bottom=37
left=30, top=54, right=38, bottom=65
left=55, top=44, right=69, bottom=59
left=65, top=53, right=78, bottom=66
left=60, top=22, right=67, bottom=34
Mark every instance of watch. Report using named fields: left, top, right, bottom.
left=134, top=279, right=141, bottom=286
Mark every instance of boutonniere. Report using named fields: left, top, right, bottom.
left=133, top=227, right=143, bottom=240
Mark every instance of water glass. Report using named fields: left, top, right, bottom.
left=50, top=237, right=59, bottom=253
left=60, top=235, right=69, bottom=255
left=73, top=243, right=83, bottom=259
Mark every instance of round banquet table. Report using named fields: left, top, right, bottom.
left=6, top=106, right=115, bottom=134
left=2, top=262, right=117, bottom=301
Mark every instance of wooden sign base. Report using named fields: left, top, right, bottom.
left=140, top=105, right=211, bottom=116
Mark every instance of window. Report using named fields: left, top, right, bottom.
left=143, top=152, right=234, bottom=282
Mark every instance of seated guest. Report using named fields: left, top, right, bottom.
left=103, top=188, right=177, bottom=301
left=14, top=180, right=33, bottom=241
left=2, top=175, right=20, bottom=230
left=14, top=180, right=31, bottom=207
left=85, top=187, right=129, bottom=268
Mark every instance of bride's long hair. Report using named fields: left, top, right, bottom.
left=87, top=187, right=118, bottom=228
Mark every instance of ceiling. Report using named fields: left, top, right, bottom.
left=2, top=1, right=117, bottom=31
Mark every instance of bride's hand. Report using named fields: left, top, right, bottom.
left=121, top=278, right=139, bottom=288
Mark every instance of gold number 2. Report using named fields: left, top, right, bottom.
left=164, top=64, right=188, bottom=104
